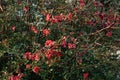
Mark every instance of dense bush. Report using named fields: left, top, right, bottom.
left=0, top=0, right=120, bottom=80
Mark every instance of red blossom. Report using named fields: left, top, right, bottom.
left=10, top=76, right=19, bottom=80
left=51, top=18, right=58, bottom=23
left=33, top=66, right=40, bottom=73
left=94, top=11, right=100, bottom=15
left=9, top=75, right=17, bottom=80
left=71, top=37, right=77, bottom=43
left=45, top=53, right=52, bottom=60
left=93, top=1, right=99, bottom=7
left=42, top=29, right=50, bottom=36
left=23, top=52, right=32, bottom=60
left=79, top=0, right=85, bottom=9
left=68, top=43, right=76, bottom=49
left=45, top=49, right=55, bottom=60
left=106, top=31, right=112, bottom=37
left=115, top=17, right=120, bottom=23
left=31, top=54, right=36, bottom=61
left=67, top=13, right=73, bottom=21
left=99, top=12, right=106, bottom=20
left=56, top=51, right=62, bottom=57
left=87, top=21, right=94, bottom=26
left=31, top=26, right=38, bottom=34
left=24, top=6, right=29, bottom=12
left=9, top=73, right=24, bottom=80
left=26, top=64, right=31, bottom=69
left=24, top=52, right=41, bottom=61
left=53, top=15, right=63, bottom=22
left=18, top=73, right=24, bottom=78
left=63, top=36, right=67, bottom=40
left=105, top=20, right=111, bottom=27
left=33, top=30, right=38, bottom=34
left=51, top=14, right=65, bottom=23
left=61, top=36, right=67, bottom=47
left=11, top=26, right=16, bottom=31
left=45, top=40, right=54, bottom=47
left=46, top=14, right=51, bottom=22
left=45, top=52, right=53, bottom=60
left=61, top=40, right=67, bottom=48
left=99, top=3, right=104, bottom=7
left=83, top=72, right=89, bottom=80
left=34, top=53, right=40, bottom=61
left=46, top=13, right=72, bottom=22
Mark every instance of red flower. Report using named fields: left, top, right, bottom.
left=45, top=52, right=53, bottom=60
left=68, top=43, right=76, bottom=49
left=51, top=18, right=58, bottom=23
left=42, top=29, right=50, bottom=36
left=26, top=64, right=31, bottom=69
left=71, top=37, right=77, bottom=43
left=105, top=20, right=111, bottom=27
left=24, top=6, right=29, bottom=12
left=106, top=31, right=112, bottom=37
left=45, top=49, right=55, bottom=60
left=53, top=15, right=63, bottom=22
left=47, top=14, right=65, bottom=23
left=31, top=26, right=38, bottom=34
left=94, top=11, right=100, bottom=15
left=61, top=36, right=67, bottom=47
left=67, top=13, right=73, bottom=21
left=23, top=52, right=32, bottom=60
left=31, top=54, right=36, bottom=61
left=61, top=40, right=67, bottom=48
left=9, top=75, right=15, bottom=80
left=99, top=3, right=104, bottom=7
left=34, top=53, right=40, bottom=61
left=33, top=30, right=38, bottom=34
left=79, top=0, right=85, bottom=9
left=46, top=14, right=51, bottom=22
left=83, top=72, right=89, bottom=80
left=87, top=21, right=94, bottom=26
left=9, top=75, right=19, bottom=80
left=45, top=40, right=54, bottom=47
left=11, top=26, right=16, bottom=31
left=33, top=66, right=40, bottom=73
left=18, top=73, right=24, bottom=78
left=9, top=73, right=24, bottom=80
left=93, top=1, right=99, bottom=7
left=99, top=12, right=106, bottom=20
left=56, top=51, right=62, bottom=57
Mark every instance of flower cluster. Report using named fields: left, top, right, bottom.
left=9, top=73, right=24, bottom=80
left=23, top=52, right=40, bottom=61
left=44, top=40, right=62, bottom=62
left=61, top=36, right=77, bottom=49
left=45, top=13, right=73, bottom=23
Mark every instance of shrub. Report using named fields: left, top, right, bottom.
left=0, top=0, right=120, bottom=80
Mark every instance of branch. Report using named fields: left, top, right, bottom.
left=89, top=22, right=115, bottom=36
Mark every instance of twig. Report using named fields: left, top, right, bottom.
left=0, top=0, right=3, bottom=12
left=89, top=22, right=115, bottom=36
